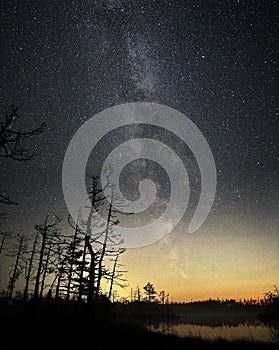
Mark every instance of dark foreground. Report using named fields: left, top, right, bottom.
left=2, top=319, right=277, bottom=350
left=1, top=300, right=278, bottom=350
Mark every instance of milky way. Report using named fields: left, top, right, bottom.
left=0, top=1, right=278, bottom=245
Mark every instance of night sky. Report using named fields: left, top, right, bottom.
left=0, top=1, right=278, bottom=300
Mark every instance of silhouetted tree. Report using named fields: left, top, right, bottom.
left=0, top=105, right=46, bottom=205
left=159, top=290, right=169, bottom=305
left=78, top=235, right=88, bottom=301
left=23, top=231, right=39, bottom=301
left=83, top=175, right=105, bottom=303
left=107, top=248, right=127, bottom=301
left=39, top=241, right=53, bottom=299
left=94, top=181, right=130, bottom=301
left=7, top=236, right=24, bottom=299
left=72, top=169, right=130, bottom=303
left=136, top=286, right=141, bottom=302
left=143, top=282, right=156, bottom=302
left=95, top=189, right=114, bottom=301
left=81, top=173, right=120, bottom=302
left=58, top=217, right=90, bottom=302
left=65, top=216, right=80, bottom=301
left=33, top=214, right=61, bottom=300
left=264, top=285, right=279, bottom=305
left=0, top=231, right=8, bottom=255
left=53, top=246, right=66, bottom=299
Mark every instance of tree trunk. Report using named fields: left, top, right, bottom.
left=33, top=222, right=47, bottom=300
left=66, top=222, right=78, bottom=301
left=108, top=255, right=118, bottom=301
left=78, top=237, right=87, bottom=301
left=8, top=236, right=24, bottom=299
left=84, top=198, right=96, bottom=303
left=0, top=232, right=7, bottom=254
left=39, top=242, right=52, bottom=299
left=55, top=261, right=64, bottom=299
left=85, top=235, right=95, bottom=303
left=96, top=201, right=112, bottom=300
left=23, top=232, right=38, bottom=301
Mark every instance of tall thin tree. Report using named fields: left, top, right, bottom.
left=7, top=236, right=24, bottom=299
left=33, top=215, right=61, bottom=300
left=23, top=232, right=39, bottom=301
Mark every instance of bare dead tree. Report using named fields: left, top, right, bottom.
left=83, top=172, right=121, bottom=302
left=89, top=169, right=131, bottom=302
left=23, top=231, right=39, bottom=301
left=136, top=286, right=141, bottom=302
left=65, top=214, right=81, bottom=301
left=33, top=219, right=47, bottom=300
left=107, top=249, right=127, bottom=301
left=0, top=232, right=8, bottom=254
left=74, top=170, right=130, bottom=303
left=33, top=214, right=61, bottom=300
left=47, top=245, right=67, bottom=300
left=7, top=236, right=24, bottom=299
left=57, top=214, right=92, bottom=302
left=73, top=173, right=111, bottom=303
left=85, top=235, right=96, bottom=303
left=54, top=246, right=66, bottom=299
left=39, top=215, right=85, bottom=301
left=95, top=195, right=114, bottom=301
left=39, top=241, right=52, bottom=299
left=0, top=221, right=12, bottom=258
left=78, top=235, right=88, bottom=301
left=84, top=175, right=105, bottom=303
left=0, top=105, right=46, bottom=205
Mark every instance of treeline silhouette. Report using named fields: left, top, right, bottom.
left=0, top=177, right=129, bottom=303
left=0, top=105, right=128, bottom=304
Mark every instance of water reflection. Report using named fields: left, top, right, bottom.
left=148, top=321, right=276, bottom=343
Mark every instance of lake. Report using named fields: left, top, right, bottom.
left=147, top=321, right=277, bottom=343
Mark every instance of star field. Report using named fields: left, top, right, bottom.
left=0, top=1, right=278, bottom=297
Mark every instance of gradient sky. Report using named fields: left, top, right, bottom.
left=0, top=0, right=278, bottom=301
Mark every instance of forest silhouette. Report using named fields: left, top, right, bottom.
left=0, top=106, right=278, bottom=349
